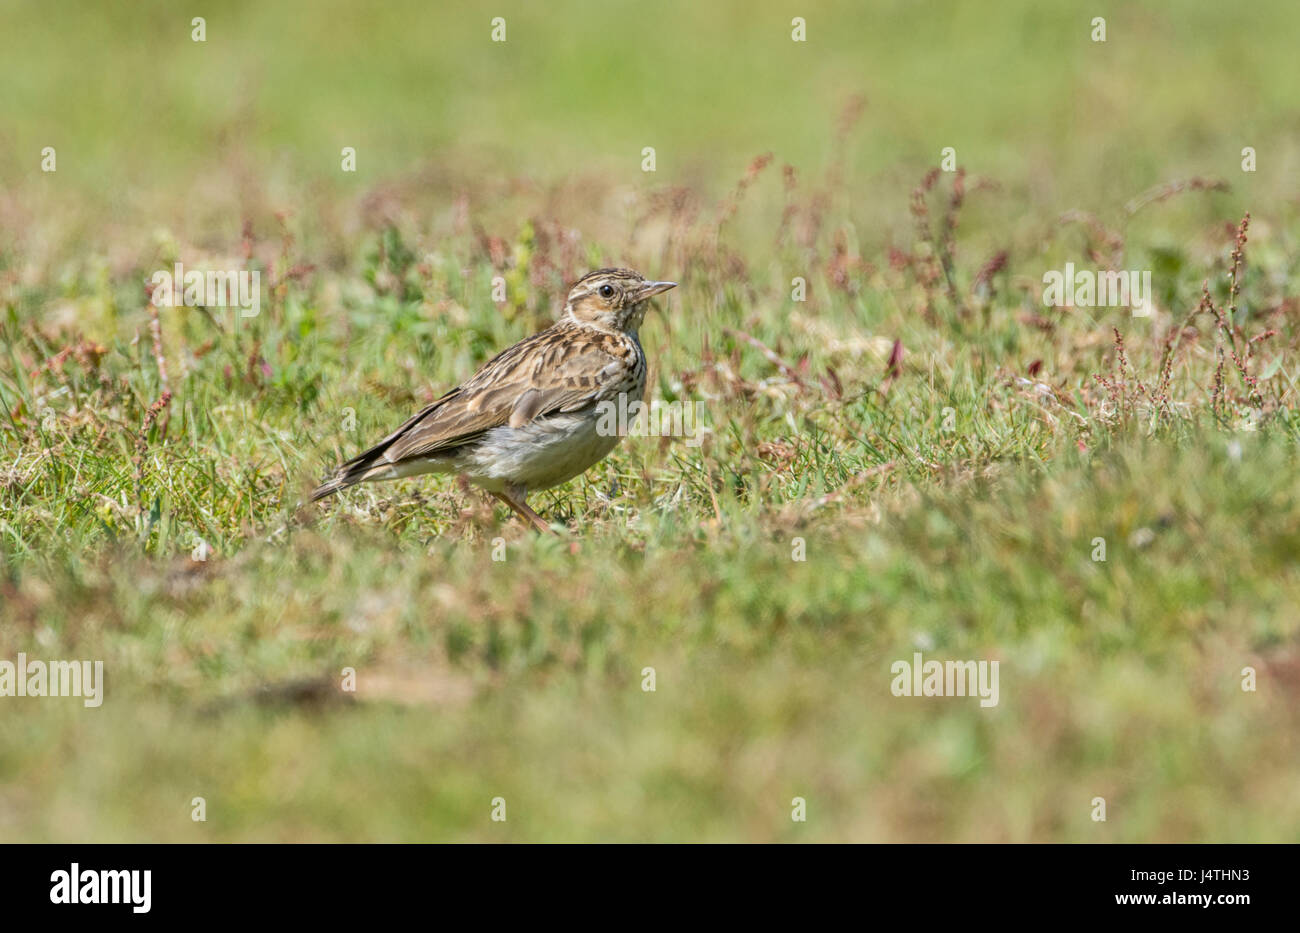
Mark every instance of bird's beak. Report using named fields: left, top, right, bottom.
left=638, top=281, right=677, bottom=300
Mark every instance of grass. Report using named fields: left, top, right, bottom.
left=2, top=0, right=1300, bottom=842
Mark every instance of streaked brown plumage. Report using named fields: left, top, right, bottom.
left=310, top=269, right=676, bottom=531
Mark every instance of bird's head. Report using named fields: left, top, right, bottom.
left=563, top=268, right=676, bottom=335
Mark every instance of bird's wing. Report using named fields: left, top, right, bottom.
left=370, top=327, right=636, bottom=464
left=309, top=326, right=640, bottom=502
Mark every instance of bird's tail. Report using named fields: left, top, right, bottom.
left=308, top=474, right=350, bottom=502
left=310, top=393, right=455, bottom=503
left=309, top=444, right=391, bottom=502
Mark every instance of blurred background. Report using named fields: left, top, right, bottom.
left=4, top=0, right=1299, bottom=257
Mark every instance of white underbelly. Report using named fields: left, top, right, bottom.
left=458, top=407, right=625, bottom=492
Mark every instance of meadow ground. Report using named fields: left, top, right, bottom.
left=2, top=0, right=1299, bottom=841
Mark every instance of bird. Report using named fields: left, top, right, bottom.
left=310, top=268, right=677, bottom=532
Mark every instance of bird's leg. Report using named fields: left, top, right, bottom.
left=491, top=488, right=556, bottom=535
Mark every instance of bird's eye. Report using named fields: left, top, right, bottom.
left=599, top=284, right=615, bottom=299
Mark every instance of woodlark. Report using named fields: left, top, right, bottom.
left=310, top=269, right=677, bottom=532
